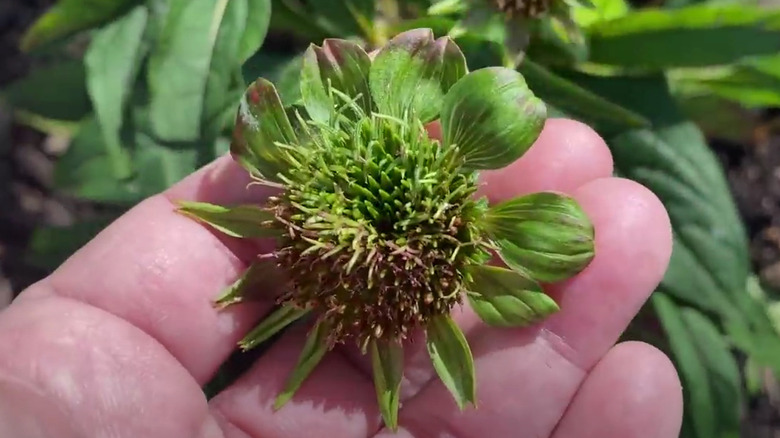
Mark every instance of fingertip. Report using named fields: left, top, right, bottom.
left=478, top=118, right=614, bottom=202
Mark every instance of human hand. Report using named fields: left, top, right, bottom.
left=0, top=118, right=681, bottom=438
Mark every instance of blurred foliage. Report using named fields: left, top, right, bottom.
left=4, top=0, right=780, bottom=435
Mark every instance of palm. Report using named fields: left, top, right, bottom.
left=0, top=119, right=681, bottom=438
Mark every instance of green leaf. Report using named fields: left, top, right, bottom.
left=485, top=192, right=595, bottom=283
left=242, top=51, right=306, bottom=106
left=240, top=305, right=311, bottom=351
left=85, top=5, right=149, bottom=180
left=652, top=294, right=742, bottom=438
left=309, top=0, right=376, bottom=38
left=300, top=39, right=373, bottom=123
left=26, top=218, right=117, bottom=270
left=215, top=258, right=287, bottom=308
left=671, top=62, right=780, bottom=109
left=132, top=130, right=200, bottom=195
left=238, top=0, right=272, bottom=62
left=518, top=59, right=650, bottom=134
left=370, top=339, right=404, bottom=431
left=571, top=0, right=628, bottom=28
left=440, top=67, right=546, bottom=170
left=2, top=60, right=91, bottom=122
left=147, top=0, right=231, bottom=141
left=587, top=4, right=780, bottom=69
left=369, top=28, right=467, bottom=123
left=466, top=265, right=559, bottom=327
left=21, top=0, right=142, bottom=51
left=52, top=118, right=140, bottom=205
left=426, top=314, right=476, bottom=410
left=231, top=78, right=298, bottom=182
left=274, top=321, right=331, bottom=409
left=177, top=201, right=278, bottom=239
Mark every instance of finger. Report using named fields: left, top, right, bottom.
left=13, top=155, right=276, bottom=384
left=209, top=324, right=380, bottom=438
left=552, top=341, right=683, bottom=438
left=374, top=177, right=672, bottom=438
left=339, top=118, right=614, bottom=396
left=0, top=295, right=221, bottom=438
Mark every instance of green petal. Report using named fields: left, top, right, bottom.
left=426, top=314, right=476, bottom=410
left=370, top=339, right=404, bottom=431
left=466, top=265, right=559, bottom=327
left=239, top=305, right=310, bottom=351
left=231, top=78, right=297, bottom=182
left=214, top=259, right=287, bottom=309
left=369, top=28, right=467, bottom=123
left=300, top=39, right=373, bottom=123
left=440, top=67, right=546, bottom=170
left=274, top=321, right=331, bottom=410
left=177, top=201, right=279, bottom=239
left=486, top=192, right=595, bottom=283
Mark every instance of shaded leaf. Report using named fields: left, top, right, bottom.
left=370, top=339, right=404, bottom=431
left=426, top=314, right=476, bottom=410
left=486, top=192, right=594, bottom=283
left=300, top=39, right=373, bottom=123
left=3, top=60, right=91, bottom=121
left=21, top=0, right=142, bottom=51
left=177, top=201, right=278, bottom=239
left=370, top=28, right=467, bottom=123
left=231, top=78, right=298, bottom=182
left=466, top=265, right=558, bottom=327
left=85, top=5, right=149, bottom=179
left=238, top=0, right=272, bottom=62
left=518, top=59, right=650, bottom=134
left=242, top=51, right=306, bottom=106
left=215, top=258, right=287, bottom=308
left=148, top=0, right=231, bottom=141
left=309, top=0, right=376, bottom=38
left=239, top=305, right=310, bottom=351
left=587, top=4, right=780, bottom=68
left=274, top=321, right=331, bottom=409
left=440, top=67, right=546, bottom=170
left=26, top=218, right=117, bottom=270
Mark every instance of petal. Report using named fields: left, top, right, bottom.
left=370, top=339, right=404, bottom=431
left=485, top=192, right=595, bottom=283
left=369, top=28, right=467, bottom=123
left=214, top=259, right=286, bottom=309
left=440, top=67, right=546, bottom=170
left=231, top=78, right=298, bottom=182
left=426, top=314, right=477, bottom=410
left=273, top=321, right=331, bottom=409
left=239, top=305, right=310, bottom=351
left=176, top=201, right=279, bottom=239
left=300, top=39, right=373, bottom=123
left=466, top=265, right=559, bottom=327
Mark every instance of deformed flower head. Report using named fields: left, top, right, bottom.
left=178, top=28, right=595, bottom=431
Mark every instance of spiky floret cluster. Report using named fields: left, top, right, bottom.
left=269, top=102, right=489, bottom=350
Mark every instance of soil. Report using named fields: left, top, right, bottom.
left=3, top=1, right=780, bottom=436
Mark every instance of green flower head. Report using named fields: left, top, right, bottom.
left=179, top=28, right=595, bottom=431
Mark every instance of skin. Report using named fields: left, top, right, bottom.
left=0, top=119, right=682, bottom=438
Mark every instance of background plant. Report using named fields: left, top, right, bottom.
left=4, top=0, right=780, bottom=436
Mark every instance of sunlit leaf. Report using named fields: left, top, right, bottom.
left=177, top=201, right=279, bottom=239
left=274, top=321, right=331, bottom=409
left=370, top=339, right=404, bottom=431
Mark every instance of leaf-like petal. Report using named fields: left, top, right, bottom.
left=239, top=305, right=310, bottom=351
left=370, top=339, right=404, bottom=431
left=300, top=39, right=373, bottom=123
left=231, top=78, right=298, bottom=182
left=274, top=321, right=331, bottom=409
left=369, top=28, right=467, bottom=123
left=177, top=201, right=278, bottom=239
left=214, top=259, right=287, bottom=309
left=486, top=192, right=595, bottom=283
left=441, top=67, right=546, bottom=170
left=466, top=265, right=559, bottom=327
left=426, top=314, right=476, bottom=410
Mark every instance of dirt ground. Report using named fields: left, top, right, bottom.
left=4, top=1, right=780, bottom=436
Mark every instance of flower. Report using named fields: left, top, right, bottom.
left=178, top=28, right=595, bottom=431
